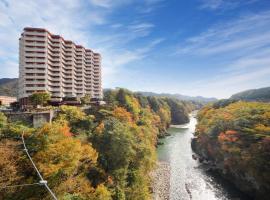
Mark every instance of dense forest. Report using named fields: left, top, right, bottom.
left=192, top=100, right=270, bottom=200
left=0, top=88, right=195, bottom=200
left=134, top=91, right=217, bottom=104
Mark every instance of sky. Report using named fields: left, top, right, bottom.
left=1, top=0, right=270, bottom=98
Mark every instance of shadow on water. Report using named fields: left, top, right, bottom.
left=204, top=170, right=253, bottom=200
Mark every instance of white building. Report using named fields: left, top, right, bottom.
left=18, top=27, right=102, bottom=105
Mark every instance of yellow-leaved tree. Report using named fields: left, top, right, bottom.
left=29, top=121, right=109, bottom=199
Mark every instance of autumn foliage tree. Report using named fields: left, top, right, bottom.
left=195, top=101, right=270, bottom=199
left=0, top=89, right=195, bottom=200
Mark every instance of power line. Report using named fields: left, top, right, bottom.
left=21, top=132, right=58, bottom=200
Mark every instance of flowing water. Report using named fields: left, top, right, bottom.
left=157, top=113, right=251, bottom=200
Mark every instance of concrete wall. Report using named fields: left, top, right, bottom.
left=33, top=110, right=54, bottom=128
left=5, top=110, right=54, bottom=128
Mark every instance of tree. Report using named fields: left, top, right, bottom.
left=0, top=112, right=7, bottom=130
left=195, top=101, right=270, bottom=198
left=29, top=92, right=51, bottom=107
left=81, top=94, right=91, bottom=105
left=92, top=184, right=112, bottom=200
left=0, top=139, right=31, bottom=200
left=32, top=121, right=98, bottom=178
left=56, top=105, right=96, bottom=134
left=112, top=107, right=133, bottom=124
left=57, top=105, right=86, bottom=123
left=165, top=98, right=189, bottom=124
left=147, top=96, right=160, bottom=112
left=92, top=118, right=136, bottom=173
left=0, top=140, right=23, bottom=189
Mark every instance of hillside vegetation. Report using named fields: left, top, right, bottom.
left=136, top=91, right=217, bottom=104
left=0, top=78, right=18, bottom=96
left=192, top=100, right=270, bottom=199
left=0, top=88, right=194, bottom=200
left=231, top=87, right=270, bottom=102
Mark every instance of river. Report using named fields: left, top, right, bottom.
left=157, top=113, right=251, bottom=200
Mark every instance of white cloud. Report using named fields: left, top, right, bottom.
left=128, top=23, right=155, bottom=37
left=88, top=0, right=163, bottom=9
left=199, top=0, right=223, bottom=10
left=88, top=0, right=133, bottom=8
left=176, top=11, right=270, bottom=56
left=100, top=38, right=165, bottom=86
left=199, top=0, right=259, bottom=10
left=185, top=66, right=270, bottom=98
left=89, top=0, right=113, bottom=8
left=172, top=10, right=270, bottom=98
left=0, top=0, right=164, bottom=91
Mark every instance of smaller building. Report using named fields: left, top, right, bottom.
left=0, top=96, right=17, bottom=106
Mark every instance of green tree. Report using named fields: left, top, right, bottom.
left=56, top=105, right=95, bottom=134
left=0, top=112, right=7, bottom=131
left=57, top=105, right=86, bottom=123
left=29, top=92, right=51, bottom=107
left=81, top=94, right=91, bottom=105
left=165, top=98, right=190, bottom=124
left=91, top=118, right=137, bottom=198
left=92, top=118, right=136, bottom=173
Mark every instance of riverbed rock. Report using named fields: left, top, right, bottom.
left=192, top=154, right=197, bottom=160
left=157, top=141, right=164, bottom=145
left=150, top=162, right=170, bottom=200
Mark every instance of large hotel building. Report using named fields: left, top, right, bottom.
left=18, top=27, right=102, bottom=104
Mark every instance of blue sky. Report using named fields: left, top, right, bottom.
left=1, top=0, right=270, bottom=98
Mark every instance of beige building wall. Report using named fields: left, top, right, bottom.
left=18, top=27, right=102, bottom=102
left=0, top=96, right=17, bottom=106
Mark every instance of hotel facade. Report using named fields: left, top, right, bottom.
left=18, top=27, right=102, bottom=104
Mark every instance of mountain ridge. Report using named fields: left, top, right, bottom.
left=0, top=78, right=18, bottom=97
left=135, top=91, right=217, bottom=103
left=231, top=87, right=270, bottom=102
left=1, top=78, right=269, bottom=102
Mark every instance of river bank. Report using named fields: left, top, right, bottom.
left=151, top=161, right=171, bottom=200
left=192, top=101, right=270, bottom=200
left=153, top=114, right=253, bottom=200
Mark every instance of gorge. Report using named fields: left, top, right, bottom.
left=1, top=88, right=269, bottom=200
left=154, top=112, right=252, bottom=200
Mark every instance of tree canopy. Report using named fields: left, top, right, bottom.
left=0, top=88, right=195, bottom=200
left=29, top=92, right=51, bottom=107
left=195, top=101, right=270, bottom=198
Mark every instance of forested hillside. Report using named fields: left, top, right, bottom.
left=0, top=88, right=194, bottom=200
left=136, top=91, right=217, bottom=104
left=0, top=78, right=18, bottom=96
left=231, top=87, right=270, bottom=102
left=192, top=100, right=270, bottom=199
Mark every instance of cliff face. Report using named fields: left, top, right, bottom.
left=192, top=101, right=270, bottom=200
